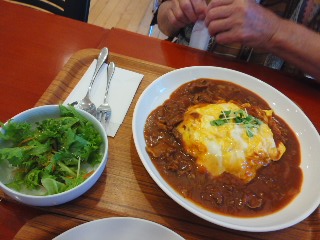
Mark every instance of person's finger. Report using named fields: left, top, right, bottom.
left=208, top=0, right=234, bottom=8
left=205, top=5, right=233, bottom=24
left=179, top=0, right=198, bottom=22
left=191, top=0, right=208, bottom=19
left=171, top=0, right=192, bottom=24
left=207, top=18, right=233, bottom=36
left=215, top=30, right=239, bottom=44
left=167, top=9, right=188, bottom=28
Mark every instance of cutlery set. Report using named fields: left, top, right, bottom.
left=73, top=47, right=115, bottom=131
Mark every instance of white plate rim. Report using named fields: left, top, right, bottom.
left=53, top=217, right=184, bottom=240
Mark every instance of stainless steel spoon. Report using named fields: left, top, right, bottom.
left=76, top=47, right=109, bottom=116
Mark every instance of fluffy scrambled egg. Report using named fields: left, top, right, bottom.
left=176, top=102, right=286, bottom=183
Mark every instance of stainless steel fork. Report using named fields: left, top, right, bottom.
left=76, top=47, right=109, bottom=117
left=97, top=62, right=115, bottom=129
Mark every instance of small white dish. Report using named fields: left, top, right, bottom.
left=53, top=217, right=184, bottom=240
left=0, top=105, right=108, bottom=206
left=132, top=66, right=320, bottom=232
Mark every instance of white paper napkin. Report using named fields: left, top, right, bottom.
left=189, top=20, right=211, bottom=50
left=64, top=60, right=144, bottom=137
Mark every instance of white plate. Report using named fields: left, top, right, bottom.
left=53, top=217, right=184, bottom=240
left=132, top=66, right=320, bottom=232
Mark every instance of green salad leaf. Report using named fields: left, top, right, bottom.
left=0, top=105, right=103, bottom=195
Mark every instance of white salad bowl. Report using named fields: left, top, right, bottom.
left=0, top=105, right=108, bottom=206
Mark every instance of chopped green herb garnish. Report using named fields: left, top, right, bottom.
left=0, top=105, right=103, bottom=195
left=210, top=109, right=263, bottom=137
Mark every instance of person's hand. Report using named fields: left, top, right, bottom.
left=166, top=0, right=208, bottom=30
left=205, top=0, right=281, bottom=49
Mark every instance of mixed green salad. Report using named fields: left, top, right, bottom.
left=0, top=105, right=103, bottom=196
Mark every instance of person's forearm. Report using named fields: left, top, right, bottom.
left=265, top=19, right=320, bottom=81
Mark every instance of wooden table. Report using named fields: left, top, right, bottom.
left=1, top=1, right=319, bottom=240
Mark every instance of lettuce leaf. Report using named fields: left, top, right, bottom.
left=0, top=105, right=103, bottom=195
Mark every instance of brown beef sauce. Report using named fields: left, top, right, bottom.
left=144, top=79, right=302, bottom=217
